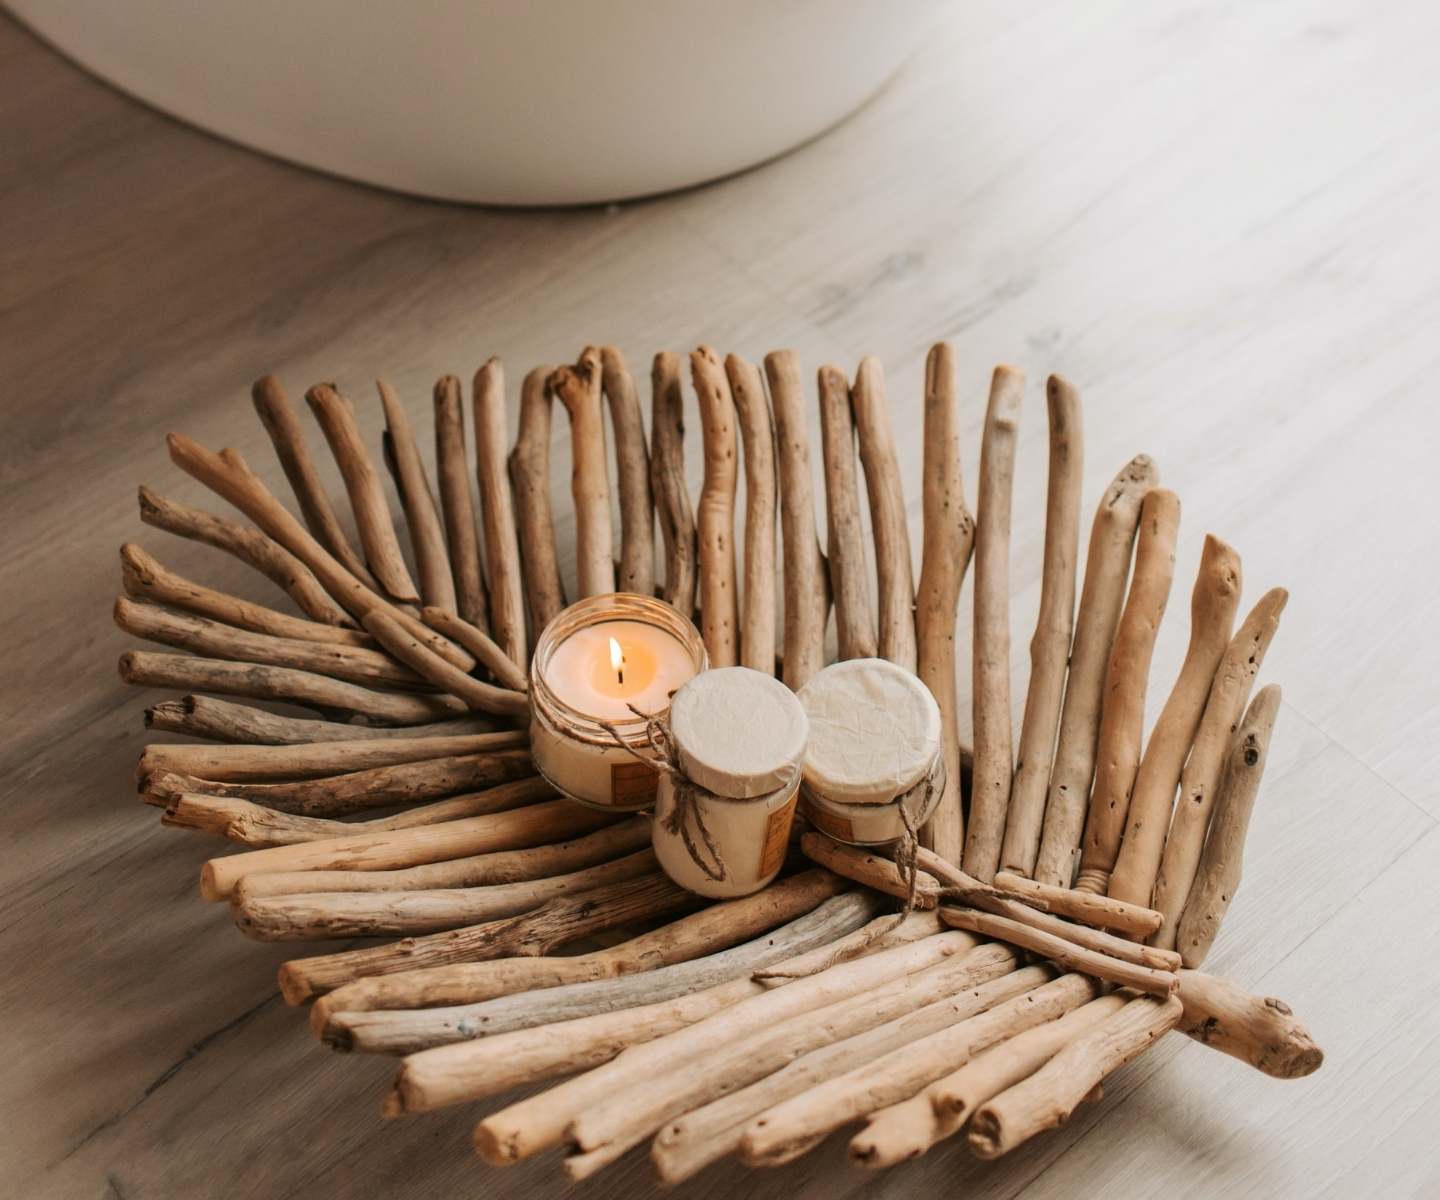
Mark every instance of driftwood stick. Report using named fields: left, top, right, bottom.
left=1175, top=685, right=1282, bottom=967
left=432, top=374, right=489, bottom=629
left=1108, top=535, right=1242, bottom=907
left=913, top=848, right=1047, bottom=908
left=691, top=346, right=740, bottom=665
left=551, top=348, right=615, bottom=598
left=164, top=435, right=472, bottom=668
left=650, top=955, right=1040, bottom=1183
left=418, top=607, right=528, bottom=693
left=473, top=929, right=978, bottom=1166
left=851, top=992, right=1126, bottom=1167
left=1176, top=969, right=1322, bottom=1078
left=1150, top=587, right=1288, bottom=947
left=377, top=378, right=456, bottom=612
left=1076, top=487, right=1181, bottom=893
left=334, top=882, right=872, bottom=1055
left=119, top=651, right=466, bottom=727
left=388, top=895, right=898, bottom=1113
left=739, top=972, right=1095, bottom=1166
left=852, top=356, right=916, bottom=669
left=917, top=849, right=1179, bottom=971
left=915, top=344, right=975, bottom=862
left=279, top=872, right=699, bottom=1005
left=968, top=992, right=1183, bottom=1158
left=120, top=543, right=373, bottom=648
left=164, top=778, right=548, bottom=848
left=165, top=775, right=544, bottom=846
left=234, top=817, right=650, bottom=898
left=137, top=486, right=351, bottom=627
left=233, top=849, right=658, bottom=941
left=312, top=870, right=848, bottom=1041
left=585, top=945, right=1025, bottom=1175
left=953, top=893, right=1179, bottom=972
left=650, top=352, right=697, bottom=617
left=801, top=832, right=942, bottom=907
left=361, top=611, right=529, bottom=718
left=507, top=364, right=566, bottom=640
left=818, top=364, right=876, bottom=660
left=964, top=364, right=1025, bottom=883
left=1000, top=375, right=1083, bottom=877
left=600, top=347, right=655, bottom=596
left=765, top=350, right=829, bottom=690
left=1033, top=454, right=1158, bottom=885
left=114, top=596, right=426, bottom=690
left=993, top=870, right=1162, bottom=938
left=725, top=352, right=778, bottom=673
left=346, top=903, right=882, bottom=1062
left=145, top=749, right=534, bottom=817
left=137, top=729, right=525, bottom=782
left=305, top=382, right=419, bottom=603
left=250, top=373, right=379, bottom=590
left=144, top=695, right=499, bottom=745
left=472, top=357, right=528, bottom=667
left=199, top=799, right=618, bottom=900
left=939, top=908, right=1177, bottom=997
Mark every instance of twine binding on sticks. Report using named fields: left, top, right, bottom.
left=601, top=703, right=728, bottom=884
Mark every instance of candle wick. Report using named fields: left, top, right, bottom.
left=618, top=668, right=625, bottom=685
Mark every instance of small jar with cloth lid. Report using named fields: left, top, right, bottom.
left=649, top=667, right=809, bottom=898
left=796, top=657, right=945, bottom=845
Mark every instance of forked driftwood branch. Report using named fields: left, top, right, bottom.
left=852, top=356, right=916, bottom=670
left=817, top=363, right=875, bottom=660
left=1033, top=454, right=1158, bottom=886
left=432, top=373, right=489, bottom=629
left=251, top=372, right=378, bottom=592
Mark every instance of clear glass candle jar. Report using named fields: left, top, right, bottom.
left=529, top=593, right=707, bottom=811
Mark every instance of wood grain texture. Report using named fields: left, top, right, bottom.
left=6, top=4, right=1440, bottom=1197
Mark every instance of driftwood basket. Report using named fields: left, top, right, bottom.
left=115, top=345, right=1322, bottom=1185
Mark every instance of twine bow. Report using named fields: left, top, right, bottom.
left=601, top=703, right=728, bottom=884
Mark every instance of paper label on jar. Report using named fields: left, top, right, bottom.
left=758, top=793, right=799, bottom=877
left=611, top=760, right=659, bottom=808
left=801, top=797, right=854, bottom=843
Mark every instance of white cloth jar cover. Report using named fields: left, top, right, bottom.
left=797, top=657, right=944, bottom=845
left=652, top=667, right=809, bottom=897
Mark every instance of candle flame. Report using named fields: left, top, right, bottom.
left=609, top=636, right=624, bottom=685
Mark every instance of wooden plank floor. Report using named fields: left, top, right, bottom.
left=4, top=2, right=1438, bottom=1196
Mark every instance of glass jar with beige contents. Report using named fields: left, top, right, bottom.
left=651, top=667, right=809, bottom=898
left=797, top=657, right=945, bottom=845
left=529, top=593, right=706, bottom=811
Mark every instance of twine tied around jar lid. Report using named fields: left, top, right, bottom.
left=601, top=703, right=730, bottom=883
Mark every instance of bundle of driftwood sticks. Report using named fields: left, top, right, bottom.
left=116, top=344, right=1320, bottom=1181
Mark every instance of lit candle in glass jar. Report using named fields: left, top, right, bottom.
left=530, top=594, right=706, bottom=810
left=544, top=621, right=696, bottom=720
